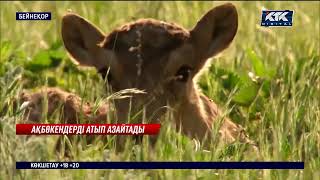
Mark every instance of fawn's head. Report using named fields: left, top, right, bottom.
left=61, top=3, right=238, bottom=122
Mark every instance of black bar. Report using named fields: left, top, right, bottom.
left=16, top=162, right=304, bottom=169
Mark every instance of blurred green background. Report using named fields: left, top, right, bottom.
left=0, top=1, right=319, bottom=179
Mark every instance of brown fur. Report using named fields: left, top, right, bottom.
left=13, top=87, right=109, bottom=154
left=15, top=3, right=257, bottom=152
left=102, top=19, right=189, bottom=58
left=17, top=87, right=108, bottom=124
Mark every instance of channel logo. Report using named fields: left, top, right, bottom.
left=16, top=12, right=51, bottom=20
left=261, top=10, right=293, bottom=27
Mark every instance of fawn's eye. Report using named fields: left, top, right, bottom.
left=98, top=67, right=112, bottom=83
left=175, top=65, right=192, bottom=82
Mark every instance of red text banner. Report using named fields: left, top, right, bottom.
left=16, top=124, right=161, bottom=135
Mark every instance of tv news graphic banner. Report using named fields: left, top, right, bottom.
left=16, top=12, right=51, bottom=20
left=16, top=124, right=161, bottom=135
left=16, top=162, right=304, bottom=169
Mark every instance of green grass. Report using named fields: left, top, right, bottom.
left=0, top=1, right=319, bottom=179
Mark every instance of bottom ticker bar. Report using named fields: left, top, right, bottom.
left=16, top=162, right=304, bottom=169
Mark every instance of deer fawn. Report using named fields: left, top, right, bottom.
left=17, top=3, right=256, bottom=152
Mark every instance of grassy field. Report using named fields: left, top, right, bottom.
left=0, top=1, right=319, bottom=179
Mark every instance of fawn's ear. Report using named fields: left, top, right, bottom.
left=61, top=13, right=114, bottom=70
left=189, top=3, right=238, bottom=69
